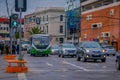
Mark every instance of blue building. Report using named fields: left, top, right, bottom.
left=65, top=0, right=80, bottom=43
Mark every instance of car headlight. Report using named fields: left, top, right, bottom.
left=102, top=49, right=107, bottom=53
left=86, top=49, right=90, bottom=53
left=63, top=49, right=67, bottom=53
left=52, top=50, right=54, bottom=53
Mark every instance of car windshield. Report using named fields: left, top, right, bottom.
left=102, top=45, right=114, bottom=49
left=21, top=41, right=29, bottom=44
left=62, top=44, right=75, bottom=48
left=83, top=42, right=101, bottom=48
left=52, top=45, right=59, bottom=49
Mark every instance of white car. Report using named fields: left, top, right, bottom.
left=58, top=43, right=77, bottom=58
left=21, top=41, right=30, bottom=51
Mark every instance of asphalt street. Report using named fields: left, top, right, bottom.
left=0, top=53, right=120, bottom=80
left=25, top=54, right=120, bottom=80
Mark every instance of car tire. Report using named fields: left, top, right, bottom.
left=94, top=59, right=97, bottom=62
left=77, top=56, right=81, bottom=61
left=58, top=54, right=61, bottom=57
left=101, top=59, right=106, bottom=62
left=116, top=60, right=120, bottom=70
left=62, top=55, right=64, bottom=58
left=113, top=54, right=115, bottom=56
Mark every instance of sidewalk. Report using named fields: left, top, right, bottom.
left=0, top=55, right=18, bottom=80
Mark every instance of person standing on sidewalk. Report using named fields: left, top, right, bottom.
left=12, top=44, right=16, bottom=54
left=16, top=44, right=19, bottom=54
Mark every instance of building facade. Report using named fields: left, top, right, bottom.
left=24, top=7, right=65, bottom=44
left=0, top=17, right=10, bottom=41
left=0, top=17, right=24, bottom=41
left=65, top=0, right=80, bottom=44
left=81, top=0, right=120, bottom=44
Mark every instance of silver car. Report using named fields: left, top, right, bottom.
left=101, top=45, right=116, bottom=56
left=51, top=45, right=59, bottom=55
left=58, top=43, right=77, bottom=58
left=77, top=41, right=106, bottom=62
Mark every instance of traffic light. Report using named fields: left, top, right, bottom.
left=11, top=14, right=18, bottom=28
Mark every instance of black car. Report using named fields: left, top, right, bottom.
left=77, top=41, right=106, bottom=62
left=116, top=51, right=120, bottom=70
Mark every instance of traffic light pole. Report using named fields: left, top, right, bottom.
left=18, top=8, right=22, bottom=60
left=9, top=16, right=13, bottom=54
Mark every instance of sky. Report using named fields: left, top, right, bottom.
left=0, top=0, right=66, bottom=17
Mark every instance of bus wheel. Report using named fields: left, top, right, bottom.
left=30, top=54, right=32, bottom=56
left=46, top=54, right=49, bottom=57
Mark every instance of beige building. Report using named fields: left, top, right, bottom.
left=24, top=7, right=65, bottom=44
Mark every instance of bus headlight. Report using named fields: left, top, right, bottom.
left=86, top=49, right=90, bottom=53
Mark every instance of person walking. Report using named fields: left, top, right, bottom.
left=5, top=44, right=9, bottom=55
left=12, top=44, right=16, bottom=54
left=16, top=44, right=19, bottom=54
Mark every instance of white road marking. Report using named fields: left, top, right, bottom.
left=29, top=69, right=69, bottom=72
left=63, top=61, right=89, bottom=71
left=18, top=73, right=27, bottom=80
left=46, top=62, right=53, bottom=66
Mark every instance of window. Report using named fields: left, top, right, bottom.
left=43, top=16, right=44, bottom=22
left=46, top=26, right=48, bottom=33
left=46, top=15, right=48, bottom=21
left=60, top=15, right=63, bottom=21
left=103, top=0, right=113, bottom=6
left=59, top=25, right=63, bottom=33
left=33, top=16, right=36, bottom=22
left=59, top=38, right=64, bottom=43
left=6, top=27, right=9, bottom=31
left=29, top=17, right=32, bottom=23
left=86, top=15, right=92, bottom=20
left=94, top=2, right=102, bottom=8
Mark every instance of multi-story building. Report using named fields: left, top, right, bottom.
left=24, top=7, right=65, bottom=44
left=0, top=17, right=24, bottom=42
left=65, top=0, right=80, bottom=44
left=81, top=0, right=120, bottom=45
left=0, top=17, right=10, bottom=41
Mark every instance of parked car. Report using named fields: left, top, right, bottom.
left=51, top=45, right=59, bottom=55
left=21, top=41, right=30, bottom=51
left=116, top=51, right=120, bottom=70
left=101, top=45, right=116, bottom=56
left=77, top=41, right=106, bottom=62
left=58, top=43, right=77, bottom=58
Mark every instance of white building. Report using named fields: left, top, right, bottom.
left=24, top=7, right=65, bottom=44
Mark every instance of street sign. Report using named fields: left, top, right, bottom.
left=15, top=0, right=27, bottom=12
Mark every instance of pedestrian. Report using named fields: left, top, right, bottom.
left=0, top=43, right=2, bottom=54
left=16, top=44, right=19, bottom=54
left=1, top=43, right=4, bottom=55
left=5, top=44, right=9, bottom=55
left=12, top=44, right=16, bottom=54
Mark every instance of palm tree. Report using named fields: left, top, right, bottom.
left=27, top=27, right=43, bottom=35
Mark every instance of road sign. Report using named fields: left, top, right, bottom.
left=15, top=0, right=27, bottom=12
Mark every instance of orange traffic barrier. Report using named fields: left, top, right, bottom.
left=6, top=60, right=28, bottom=73
left=4, top=55, right=16, bottom=60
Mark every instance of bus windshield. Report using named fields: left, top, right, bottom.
left=33, top=36, right=50, bottom=49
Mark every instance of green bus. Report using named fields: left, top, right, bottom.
left=29, top=34, right=51, bottom=56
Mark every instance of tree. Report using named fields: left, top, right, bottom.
left=27, top=27, right=43, bottom=35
